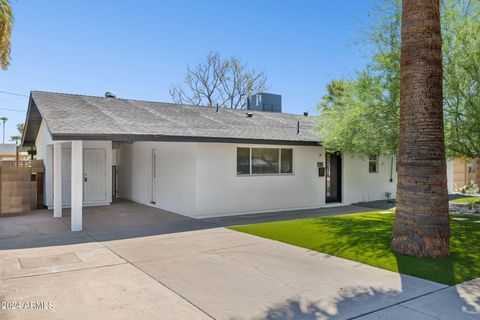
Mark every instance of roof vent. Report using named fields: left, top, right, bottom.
left=105, top=91, right=117, bottom=98
left=246, top=112, right=254, bottom=118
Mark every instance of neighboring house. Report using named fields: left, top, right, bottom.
left=0, top=144, right=29, bottom=162
left=21, top=91, right=454, bottom=231
left=453, top=158, right=480, bottom=189
left=0, top=144, right=18, bottom=161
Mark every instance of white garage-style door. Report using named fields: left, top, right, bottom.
left=84, top=149, right=107, bottom=202
left=61, top=148, right=106, bottom=204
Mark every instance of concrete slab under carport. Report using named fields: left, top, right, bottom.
left=0, top=210, right=61, bottom=231
left=60, top=199, right=217, bottom=241
left=0, top=209, right=74, bottom=248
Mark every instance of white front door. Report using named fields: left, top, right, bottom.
left=84, top=149, right=106, bottom=202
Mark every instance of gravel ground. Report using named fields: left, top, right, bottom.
left=450, top=202, right=480, bottom=216
left=353, top=194, right=480, bottom=216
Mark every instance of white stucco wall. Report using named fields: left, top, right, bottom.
left=117, top=141, right=197, bottom=215
left=447, top=159, right=454, bottom=193
left=195, top=143, right=325, bottom=217
left=343, top=155, right=455, bottom=204
left=34, top=120, right=53, bottom=161
left=118, top=142, right=423, bottom=218
left=118, top=142, right=326, bottom=218
left=35, top=121, right=54, bottom=205
left=342, top=155, right=397, bottom=204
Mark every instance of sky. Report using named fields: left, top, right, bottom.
left=0, top=0, right=379, bottom=141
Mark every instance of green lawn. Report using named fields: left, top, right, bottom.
left=229, top=211, right=480, bottom=285
left=451, top=197, right=480, bottom=203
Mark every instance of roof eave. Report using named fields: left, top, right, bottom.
left=51, top=133, right=322, bottom=146
left=21, top=93, right=46, bottom=147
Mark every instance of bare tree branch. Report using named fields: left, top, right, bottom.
left=170, top=52, right=267, bottom=109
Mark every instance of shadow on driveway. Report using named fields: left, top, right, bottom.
left=0, top=200, right=374, bottom=250
left=204, top=205, right=376, bottom=227
left=0, top=199, right=216, bottom=250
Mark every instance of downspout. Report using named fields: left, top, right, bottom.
left=390, top=156, right=394, bottom=182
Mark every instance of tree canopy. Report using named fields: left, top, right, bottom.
left=317, top=0, right=480, bottom=158
left=443, top=0, right=480, bottom=157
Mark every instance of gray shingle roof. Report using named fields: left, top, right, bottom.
left=23, top=91, right=320, bottom=146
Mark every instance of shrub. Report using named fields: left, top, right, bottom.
left=458, top=181, right=480, bottom=195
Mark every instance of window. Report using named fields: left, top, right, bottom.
left=237, top=148, right=250, bottom=175
left=468, top=160, right=476, bottom=174
left=369, top=155, right=379, bottom=173
left=237, top=147, right=293, bottom=175
left=280, top=149, right=293, bottom=173
left=252, top=148, right=279, bottom=174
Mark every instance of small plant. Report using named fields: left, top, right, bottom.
left=468, top=199, right=476, bottom=210
left=458, top=181, right=480, bottom=195
left=463, top=199, right=480, bottom=212
left=385, top=192, right=392, bottom=202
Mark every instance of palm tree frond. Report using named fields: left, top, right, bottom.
left=0, top=0, right=13, bottom=70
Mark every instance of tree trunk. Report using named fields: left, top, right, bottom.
left=475, top=159, right=480, bottom=186
left=391, top=0, right=450, bottom=258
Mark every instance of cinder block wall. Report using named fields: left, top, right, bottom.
left=0, top=160, right=44, bottom=214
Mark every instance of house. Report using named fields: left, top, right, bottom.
left=0, top=144, right=18, bottom=160
left=21, top=91, right=454, bottom=231
left=453, top=158, right=480, bottom=190
left=0, top=143, right=30, bottom=164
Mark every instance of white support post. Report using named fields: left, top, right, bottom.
left=53, top=142, right=62, bottom=218
left=71, top=140, right=83, bottom=231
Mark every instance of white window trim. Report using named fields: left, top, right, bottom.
left=237, top=146, right=295, bottom=177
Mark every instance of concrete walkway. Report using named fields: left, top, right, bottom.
left=357, top=278, right=480, bottom=320
left=0, top=201, right=478, bottom=319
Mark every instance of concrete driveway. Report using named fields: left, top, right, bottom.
left=0, top=200, right=478, bottom=319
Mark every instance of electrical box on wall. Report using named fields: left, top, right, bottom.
left=318, top=167, right=325, bottom=177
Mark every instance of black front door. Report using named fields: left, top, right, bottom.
left=326, top=153, right=342, bottom=203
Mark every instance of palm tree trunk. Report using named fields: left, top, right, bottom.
left=391, top=0, right=450, bottom=258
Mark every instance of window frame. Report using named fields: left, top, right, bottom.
left=237, top=146, right=294, bottom=176
left=368, top=155, right=379, bottom=174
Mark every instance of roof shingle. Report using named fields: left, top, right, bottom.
left=25, top=91, right=320, bottom=145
